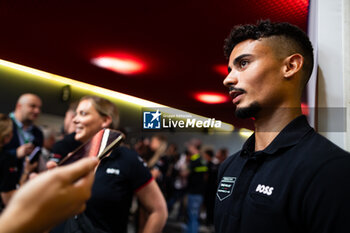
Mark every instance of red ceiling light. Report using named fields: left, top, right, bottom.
left=214, top=64, right=228, bottom=76
left=194, top=92, right=229, bottom=104
left=91, top=54, right=146, bottom=75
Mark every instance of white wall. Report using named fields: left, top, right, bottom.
left=36, top=113, right=64, bottom=135
left=313, top=0, right=350, bottom=150
left=344, top=0, right=350, bottom=151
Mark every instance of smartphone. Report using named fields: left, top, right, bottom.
left=28, top=146, right=41, bottom=164
left=58, top=128, right=125, bottom=166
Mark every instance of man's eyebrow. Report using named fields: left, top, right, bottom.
left=233, top=54, right=251, bottom=66
left=228, top=54, right=252, bottom=73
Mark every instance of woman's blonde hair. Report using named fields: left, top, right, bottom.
left=0, top=113, right=13, bottom=147
left=80, top=96, right=120, bottom=129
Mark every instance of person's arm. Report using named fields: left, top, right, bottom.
left=19, top=157, right=38, bottom=185
left=0, top=157, right=98, bottom=233
left=136, top=179, right=168, bottom=233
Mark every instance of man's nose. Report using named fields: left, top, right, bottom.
left=223, top=70, right=238, bottom=87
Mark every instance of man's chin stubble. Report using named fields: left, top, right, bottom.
left=235, top=101, right=262, bottom=119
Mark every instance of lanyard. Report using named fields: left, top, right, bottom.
left=9, top=113, right=33, bottom=144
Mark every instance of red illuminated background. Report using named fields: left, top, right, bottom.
left=0, top=0, right=309, bottom=129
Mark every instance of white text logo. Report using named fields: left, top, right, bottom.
left=106, top=168, right=120, bottom=175
left=162, top=118, right=221, bottom=128
left=255, top=184, right=274, bottom=196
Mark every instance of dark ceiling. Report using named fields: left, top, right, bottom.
left=0, top=0, right=309, bottom=129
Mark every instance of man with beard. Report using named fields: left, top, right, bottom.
left=214, top=20, right=350, bottom=233
left=4, top=93, right=43, bottom=181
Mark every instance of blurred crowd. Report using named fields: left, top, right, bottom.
left=0, top=93, right=229, bottom=233
left=134, top=134, right=228, bottom=232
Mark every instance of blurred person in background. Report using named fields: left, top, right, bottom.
left=0, top=114, right=37, bottom=211
left=166, top=148, right=189, bottom=222
left=4, top=93, right=43, bottom=182
left=136, top=134, right=168, bottom=233
left=202, top=148, right=216, bottom=227
left=134, top=137, right=152, bottom=161
left=50, top=101, right=79, bottom=164
left=162, top=143, right=180, bottom=201
left=0, top=114, right=18, bottom=211
left=148, top=134, right=168, bottom=188
left=184, top=139, right=207, bottom=233
left=62, top=101, right=78, bottom=136
left=38, top=125, right=57, bottom=171
left=215, top=148, right=228, bottom=164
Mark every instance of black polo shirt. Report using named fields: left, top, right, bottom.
left=214, top=115, right=350, bottom=233
left=50, top=137, right=152, bottom=233
left=85, top=146, right=152, bottom=233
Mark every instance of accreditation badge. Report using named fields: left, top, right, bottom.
left=216, top=176, right=236, bottom=201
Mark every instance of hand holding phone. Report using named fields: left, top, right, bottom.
left=27, top=146, right=41, bottom=164
left=58, top=129, right=125, bottom=166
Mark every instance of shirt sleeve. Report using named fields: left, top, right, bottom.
left=302, top=156, right=350, bottom=233
left=124, top=148, right=152, bottom=192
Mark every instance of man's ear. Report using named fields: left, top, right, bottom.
left=283, top=54, right=304, bottom=79
left=16, top=103, right=21, bottom=110
left=101, top=115, right=112, bottom=128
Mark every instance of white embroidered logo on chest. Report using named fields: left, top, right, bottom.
left=256, top=184, right=274, bottom=196
left=106, top=168, right=120, bottom=175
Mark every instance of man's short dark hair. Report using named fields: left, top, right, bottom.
left=224, top=20, right=314, bottom=87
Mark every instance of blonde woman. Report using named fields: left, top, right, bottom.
left=50, top=96, right=167, bottom=233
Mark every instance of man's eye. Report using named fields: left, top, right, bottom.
left=239, top=60, right=248, bottom=68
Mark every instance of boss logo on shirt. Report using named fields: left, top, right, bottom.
left=217, top=176, right=236, bottom=201
left=106, top=168, right=120, bottom=175
left=255, top=184, right=274, bottom=196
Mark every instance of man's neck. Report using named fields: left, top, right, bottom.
left=253, top=107, right=302, bottom=151
left=13, top=112, right=32, bottom=129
